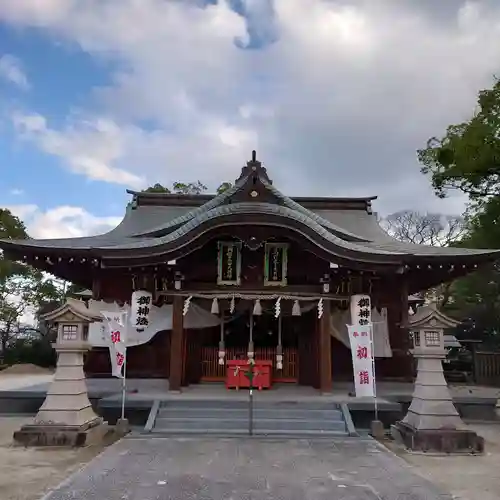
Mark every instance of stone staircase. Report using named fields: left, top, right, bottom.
left=151, top=399, right=349, bottom=437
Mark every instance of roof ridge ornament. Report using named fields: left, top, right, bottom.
left=236, top=150, right=272, bottom=184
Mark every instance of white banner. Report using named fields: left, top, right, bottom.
left=347, top=323, right=375, bottom=398
left=105, top=319, right=127, bottom=379
left=89, top=301, right=221, bottom=348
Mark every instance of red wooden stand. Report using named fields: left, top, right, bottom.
left=226, top=359, right=273, bottom=390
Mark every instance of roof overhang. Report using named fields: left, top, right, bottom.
left=96, top=209, right=404, bottom=270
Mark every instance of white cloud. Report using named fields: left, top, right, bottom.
left=2, top=0, right=500, bottom=214
left=12, top=112, right=146, bottom=188
left=0, top=54, right=29, bottom=89
left=6, top=204, right=121, bottom=239
left=9, top=188, right=24, bottom=196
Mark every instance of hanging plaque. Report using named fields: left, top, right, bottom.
left=130, top=290, right=152, bottom=330
left=264, top=243, right=288, bottom=286
left=350, top=294, right=371, bottom=326
left=217, top=241, right=242, bottom=285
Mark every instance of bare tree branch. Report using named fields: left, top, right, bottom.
left=380, top=210, right=465, bottom=307
left=381, top=210, right=465, bottom=246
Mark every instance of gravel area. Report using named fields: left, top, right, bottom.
left=384, top=423, right=500, bottom=500
left=0, top=416, right=116, bottom=500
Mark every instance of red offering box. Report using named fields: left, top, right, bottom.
left=226, top=359, right=273, bottom=390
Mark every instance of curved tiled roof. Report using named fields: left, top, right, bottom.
left=100, top=202, right=402, bottom=258
left=130, top=172, right=370, bottom=243
left=1, top=154, right=499, bottom=265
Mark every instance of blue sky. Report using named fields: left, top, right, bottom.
left=0, top=0, right=499, bottom=239
left=0, top=22, right=126, bottom=216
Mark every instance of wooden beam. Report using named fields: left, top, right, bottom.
left=169, top=295, right=184, bottom=391
left=319, top=300, right=332, bottom=393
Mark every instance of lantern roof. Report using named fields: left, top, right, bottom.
left=408, top=302, right=460, bottom=330
left=41, top=298, right=103, bottom=323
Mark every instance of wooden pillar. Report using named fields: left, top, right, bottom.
left=181, top=330, right=189, bottom=387
left=169, top=296, right=184, bottom=391
left=387, top=277, right=413, bottom=380
left=319, top=300, right=332, bottom=393
left=91, top=276, right=101, bottom=300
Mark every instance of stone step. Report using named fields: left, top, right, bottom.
left=148, top=428, right=348, bottom=438
left=154, top=417, right=347, bottom=432
left=157, top=407, right=343, bottom=420
left=152, top=400, right=348, bottom=437
left=160, top=400, right=339, bottom=411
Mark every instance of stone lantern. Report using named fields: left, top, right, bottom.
left=392, top=302, right=483, bottom=453
left=14, top=299, right=107, bottom=447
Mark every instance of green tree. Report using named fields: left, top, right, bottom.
left=0, top=209, right=30, bottom=280
left=217, top=181, right=232, bottom=194
left=172, top=181, right=207, bottom=195
left=144, top=181, right=232, bottom=195
left=0, top=275, right=60, bottom=358
left=418, top=78, right=500, bottom=344
left=418, top=78, right=500, bottom=248
left=0, top=209, right=61, bottom=362
left=418, top=78, right=500, bottom=202
left=144, top=183, right=170, bottom=193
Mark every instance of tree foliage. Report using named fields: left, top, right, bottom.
left=0, top=275, right=60, bottom=358
left=216, top=182, right=232, bottom=194
left=418, top=78, right=500, bottom=201
left=144, top=180, right=232, bottom=195
left=418, top=78, right=500, bottom=346
left=0, top=209, right=61, bottom=362
left=0, top=209, right=30, bottom=280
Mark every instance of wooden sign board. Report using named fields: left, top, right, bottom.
left=217, top=241, right=242, bottom=285
left=264, top=242, right=288, bottom=286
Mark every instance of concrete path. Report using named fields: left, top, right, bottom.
left=42, top=436, right=452, bottom=500
left=0, top=374, right=54, bottom=391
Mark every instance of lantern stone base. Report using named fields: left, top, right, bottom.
left=391, top=421, right=484, bottom=454
left=13, top=416, right=108, bottom=447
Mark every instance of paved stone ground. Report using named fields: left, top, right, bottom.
left=42, top=436, right=452, bottom=500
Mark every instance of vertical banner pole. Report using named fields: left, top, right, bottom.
left=121, top=352, right=127, bottom=421
left=121, top=312, right=128, bottom=421
left=369, top=322, right=378, bottom=422
left=248, top=309, right=254, bottom=437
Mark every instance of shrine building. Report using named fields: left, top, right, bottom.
left=1, top=152, right=498, bottom=392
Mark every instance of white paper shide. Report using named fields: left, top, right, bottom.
left=130, top=290, right=152, bottom=330
left=347, top=323, right=375, bottom=398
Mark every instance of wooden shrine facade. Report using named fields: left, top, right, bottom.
left=1, top=151, right=499, bottom=392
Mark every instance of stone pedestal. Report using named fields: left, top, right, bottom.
left=115, top=418, right=130, bottom=436
left=393, top=353, right=483, bottom=454
left=13, top=343, right=107, bottom=447
left=13, top=418, right=108, bottom=447
left=370, top=420, right=385, bottom=439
